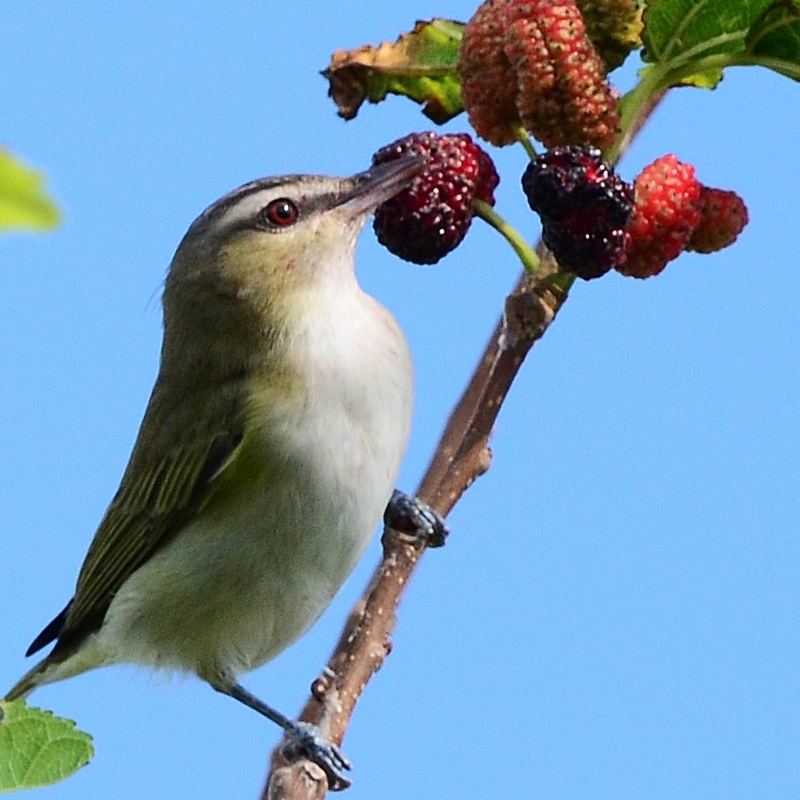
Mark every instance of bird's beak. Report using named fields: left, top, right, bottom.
left=338, top=155, right=424, bottom=217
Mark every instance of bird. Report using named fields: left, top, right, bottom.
left=4, top=154, right=426, bottom=787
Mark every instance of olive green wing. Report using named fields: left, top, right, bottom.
left=31, top=384, right=247, bottom=659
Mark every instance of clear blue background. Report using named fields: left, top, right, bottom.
left=2, top=3, right=799, bottom=799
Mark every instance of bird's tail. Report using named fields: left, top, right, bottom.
left=4, top=658, right=53, bottom=702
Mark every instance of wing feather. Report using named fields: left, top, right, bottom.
left=44, top=383, right=247, bottom=656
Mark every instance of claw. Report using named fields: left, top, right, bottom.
left=210, top=679, right=353, bottom=791
left=384, top=489, right=449, bottom=548
left=282, top=721, right=352, bottom=791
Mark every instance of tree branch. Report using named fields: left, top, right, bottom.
left=260, top=250, right=572, bottom=797
left=261, top=82, right=668, bottom=800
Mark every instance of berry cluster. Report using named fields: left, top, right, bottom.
left=621, top=157, right=748, bottom=278
left=458, top=0, right=620, bottom=150
left=372, top=132, right=499, bottom=264
left=521, top=148, right=748, bottom=280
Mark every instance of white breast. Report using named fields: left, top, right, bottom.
left=95, top=283, right=413, bottom=683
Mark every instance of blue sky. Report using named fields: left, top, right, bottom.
left=2, top=3, right=800, bottom=799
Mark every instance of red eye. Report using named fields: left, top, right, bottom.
left=262, top=198, right=299, bottom=227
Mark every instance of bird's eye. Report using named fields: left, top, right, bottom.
left=259, top=198, right=300, bottom=228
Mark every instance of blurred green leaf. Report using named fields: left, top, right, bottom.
left=0, top=701, right=93, bottom=793
left=323, top=19, right=464, bottom=124
left=0, top=149, right=60, bottom=232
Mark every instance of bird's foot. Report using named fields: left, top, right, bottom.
left=384, top=489, right=449, bottom=548
left=282, top=720, right=352, bottom=791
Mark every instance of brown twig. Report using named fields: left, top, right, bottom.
left=261, top=86, right=669, bottom=800
left=260, top=250, right=572, bottom=798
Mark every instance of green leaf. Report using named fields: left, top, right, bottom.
left=643, top=0, right=764, bottom=64
left=746, top=0, right=800, bottom=80
left=322, top=19, right=464, bottom=124
left=0, top=149, right=61, bottom=232
left=0, top=701, right=94, bottom=792
left=641, top=0, right=800, bottom=86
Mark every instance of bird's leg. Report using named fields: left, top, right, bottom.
left=211, top=679, right=352, bottom=791
left=383, top=489, right=449, bottom=548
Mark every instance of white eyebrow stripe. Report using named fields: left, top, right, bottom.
left=188, top=174, right=348, bottom=239
left=213, top=188, right=285, bottom=230
left=199, top=178, right=296, bottom=228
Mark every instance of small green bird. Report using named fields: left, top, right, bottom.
left=5, top=155, right=425, bottom=786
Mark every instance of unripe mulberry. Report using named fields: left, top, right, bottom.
left=458, top=0, right=520, bottom=146
left=618, top=154, right=702, bottom=279
left=457, top=0, right=621, bottom=150
left=686, top=187, right=748, bottom=254
left=504, top=0, right=621, bottom=150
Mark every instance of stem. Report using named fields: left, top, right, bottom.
left=611, top=50, right=752, bottom=164
left=473, top=199, right=540, bottom=273
left=513, top=124, right=538, bottom=160
left=610, top=66, right=666, bottom=164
